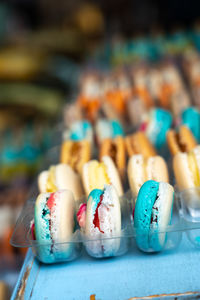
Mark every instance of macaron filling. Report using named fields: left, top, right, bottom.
left=77, top=203, right=87, bottom=228
left=187, top=151, right=200, bottom=187
left=46, top=166, right=57, bottom=193
left=88, top=161, right=111, bottom=191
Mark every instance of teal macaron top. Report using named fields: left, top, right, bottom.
left=70, top=120, right=92, bottom=141
left=111, top=120, right=124, bottom=137
left=182, top=107, right=200, bottom=142
left=150, top=108, right=172, bottom=149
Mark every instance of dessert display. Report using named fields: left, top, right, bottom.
left=10, top=34, right=200, bottom=266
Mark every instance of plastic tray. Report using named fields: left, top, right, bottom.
left=11, top=186, right=200, bottom=264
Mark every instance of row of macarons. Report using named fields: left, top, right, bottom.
left=32, top=179, right=175, bottom=263
left=63, top=106, right=200, bottom=153
left=64, top=56, right=200, bottom=125
left=38, top=134, right=200, bottom=205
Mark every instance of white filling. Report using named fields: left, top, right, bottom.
left=151, top=182, right=174, bottom=246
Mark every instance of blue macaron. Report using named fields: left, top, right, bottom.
left=182, top=107, right=200, bottom=142
left=134, top=180, right=174, bottom=252
left=145, top=108, right=173, bottom=150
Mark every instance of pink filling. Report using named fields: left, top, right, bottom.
left=31, top=222, right=36, bottom=240
left=139, top=122, right=148, bottom=132
left=77, top=203, right=87, bottom=228
left=47, top=192, right=56, bottom=210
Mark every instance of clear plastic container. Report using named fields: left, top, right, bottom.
left=11, top=197, right=83, bottom=264
left=11, top=186, right=200, bottom=264
left=179, top=187, right=200, bottom=249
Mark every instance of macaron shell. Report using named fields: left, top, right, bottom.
left=146, top=156, right=169, bottom=183
left=55, top=164, right=84, bottom=200
left=125, top=131, right=157, bottom=158
left=167, top=126, right=197, bottom=156
left=82, top=160, right=110, bottom=196
left=95, top=119, right=112, bottom=143
left=147, top=109, right=172, bottom=149
left=128, top=154, right=145, bottom=197
left=128, top=155, right=169, bottom=197
left=99, top=136, right=126, bottom=178
left=38, top=171, right=49, bottom=193
left=101, top=156, right=123, bottom=196
left=35, top=192, right=52, bottom=262
left=134, top=180, right=159, bottom=251
left=173, top=152, right=195, bottom=190
left=182, top=107, right=200, bottom=142
left=60, top=140, right=91, bottom=175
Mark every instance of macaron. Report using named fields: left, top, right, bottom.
left=95, top=119, right=124, bottom=144
left=169, top=90, right=190, bottom=119
left=33, top=190, right=75, bottom=263
left=60, top=140, right=91, bottom=175
left=182, top=107, right=200, bottom=142
left=167, top=125, right=197, bottom=156
left=128, top=155, right=169, bottom=197
left=140, top=108, right=172, bottom=149
left=173, top=145, right=200, bottom=190
left=82, top=156, right=123, bottom=196
left=63, top=120, right=93, bottom=143
left=134, top=180, right=174, bottom=252
left=126, top=98, right=147, bottom=128
left=125, top=131, right=157, bottom=159
left=99, top=136, right=126, bottom=179
left=77, top=184, right=121, bottom=257
left=38, top=163, right=83, bottom=201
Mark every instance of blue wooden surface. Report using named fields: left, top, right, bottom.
left=12, top=234, right=200, bottom=300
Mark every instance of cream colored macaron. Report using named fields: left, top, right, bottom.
left=173, top=145, right=200, bottom=190
left=128, top=154, right=169, bottom=197
left=82, top=156, right=123, bottom=196
left=38, top=163, right=84, bottom=200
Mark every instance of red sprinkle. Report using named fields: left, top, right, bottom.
left=93, top=194, right=104, bottom=233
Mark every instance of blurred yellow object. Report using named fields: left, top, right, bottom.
left=0, top=48, right=43, bottom=80
left=0, top=281, right=9, bottom=300
left=74, top=4, right=104, bottom=36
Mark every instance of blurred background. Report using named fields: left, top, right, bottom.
left=1, top=0, right=200, bottom=297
